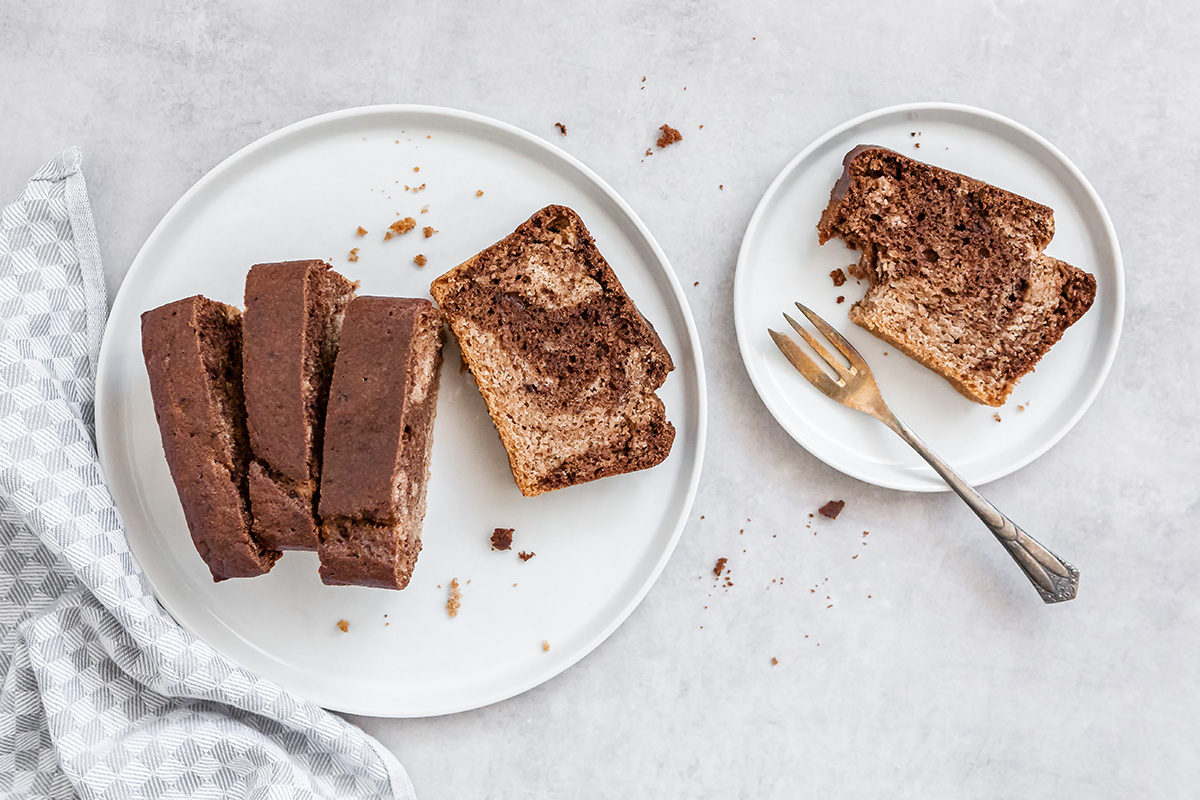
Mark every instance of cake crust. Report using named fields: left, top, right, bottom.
left=818, top=146, right=1096, bottom=406
left=242, top=260, right=356, bottom=550
left=317, top=297, right=444, bottom=589
left=141, top=296, right=280, bottom=581
left=429, top=205, right=675, bottom=496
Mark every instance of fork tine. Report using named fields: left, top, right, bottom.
left=782, top=312, right=853, bottom=380
left=768, top=329, right=845, bottom=397
left=793, top=301, right=870, bottom=372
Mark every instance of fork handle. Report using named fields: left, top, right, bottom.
left=882, top=414, right=1079, bottom=604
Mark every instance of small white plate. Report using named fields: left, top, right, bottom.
left=95, top=105, right=706, bottom=717
left=735, top=102, right=1123, bottom=492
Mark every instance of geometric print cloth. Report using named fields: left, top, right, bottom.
left=0, top=149, right=415, bottom=800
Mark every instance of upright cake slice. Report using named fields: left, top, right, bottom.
left=429, top=205, right=675, bottom=497
left=817, top=146, right=1097, bottom=406
left=242, top=260, right=357, bottom=550
left=317, top=297, right=444, bottom=590
left=141, top=296, right=281, bottom=581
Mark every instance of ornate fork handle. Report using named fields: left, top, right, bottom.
left=881, top=413, right=1079, bottom=604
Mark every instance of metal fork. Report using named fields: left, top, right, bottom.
left=769, top=301, right=1079, bottom=604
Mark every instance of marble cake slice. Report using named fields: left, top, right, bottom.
left=317, top=297, right=444, bottom=590
left=141, top=295, right=281, bottom=581
left=817, top=145, right=1096, bottom=406
left=242, top=260, right=356, bottom=551
left=429, top=205, right=675, bottom=497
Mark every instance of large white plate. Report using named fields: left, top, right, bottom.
left=735, top=103, right=1123, bottom=492
left=95, top=105, right=706, bottom=717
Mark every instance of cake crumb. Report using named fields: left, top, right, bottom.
left=413, top=166, right=420, bottom=172
left=413, top=254, right=427, bottom=267
left=719, top=184, right=723, bottom=190
left=518, top=550, right=535, bottom=561
left=423, top=226, right=437, bottom=238
left=694, top=281, right=699, bottom=287
left=713, top=557, right=728, bottom=577
left=819, top=500, right=845, bottom=519
left=348, top=248, right=359, bottom=262
left=446, top=579, right=462, bottom=617
left=384, top=217, right=416, bottom=240
left=994, top=413, right=1002, bottom=422
left=421, top=205, right=430, bottom=214
left=336, top=620, right=349, bottom=633
left=1017, top=404, right=1026, bottom=412
left=770, top=657, right=778, bottom=666
left=554, top=122, right=567, bottom=135
left=656, top=124, right=683, bottom=148
left=542, top=640, right=550, bottom=652
left=410, top=183, right=426, bottom=193
left=830, top=268, right=847, bottom=287
left=836, top=296, right=845, bottom=304
left=914, top=142, right=921, bottom=149
left=491, top=528, right=514, bottom=551
left=645, top=148, right=652, bottom=157
left=356, top=226, right=368, bottom=237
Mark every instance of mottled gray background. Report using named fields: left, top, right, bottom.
left=3, top=1, right=1195, bottom=797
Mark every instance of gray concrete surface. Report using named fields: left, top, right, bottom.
left=3, top=1, right=1196, bottom=797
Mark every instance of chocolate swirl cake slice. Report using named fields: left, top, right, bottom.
left=817, top=146, right=1096, bottom=407
left=430, top=205, right=675, bottom=497
left=141, top=296, right=281, bottom=581
left=242, top=260, right=356, bottom=551
left=317, top=297, right=444, bottom=590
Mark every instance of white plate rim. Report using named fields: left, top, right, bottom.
left=733, top=101, right=1125, bottom=492
left=94, top=103, right=708, bottom=716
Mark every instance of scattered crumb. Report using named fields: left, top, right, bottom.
left=830, top=268, right=847, bottom=287
left=420, top=205, right=430, bottom=214
left=836, top=296, right=845, bottom=304
left=518, top=551, right=536, bottom=562
left=542, top=640, right=550, bottom=652
left=656, top=124, right=683, bottom=149
left=852, top=554, right=859, bottom=560
left=476, top=189, right=484, bottom=197
left=446, top=579, right=462, bottom=618
left=491, top=528, right=514, bottom=551
left=713, top=557, right=728, bottom=577
left=644, top=148, right=652, bottom=157
left=818, top=500, right=845, bottom=520
left=993, top=413, right=1002, bottom=423
left=863, top=530, right=870, bottom=537
left=1017, top=404, right=1026, bottom=412
left=413, top=166, right=420, bottom=172
left=554, top=122, right=567, bottom=135
left=356, top=226, right=368, bottom=237
left=719, top=184, right=723, bottom=190
left=641, top=76, right=646, bottom=82
left=410, top=183, right=426, bottom=193
left=883, top=351, right=889, bottom=356
left=914, top=142, right=921, bottom=149
left=423, top=226, right=437, bottom=238
left=770, top=657, right=778, bottom=666
left=694, top=281, right=699, bottom=287
left=384, top=217, right=416, bottom=240
left=336, top=620, right=349, bottom=633
left=413, top=254, right=427, bottom=267
left=348, top=248, right=359, bottom=263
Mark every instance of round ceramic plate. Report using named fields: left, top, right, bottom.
left=95, top=105, right=706, bottom=717
left=735, top=102, right=1123, bottom=492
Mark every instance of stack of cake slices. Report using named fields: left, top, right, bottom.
left=140, top=205, right=676, bottom=589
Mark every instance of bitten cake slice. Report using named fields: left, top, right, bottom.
left=817, top=146, right=1097, bottom=407
left=242, top=260, right=357, bottom=551
left=141, top=296, right=281, bottom=581
left=429, top=205, right=675, bottom=497
left=317, top=297, right=444, bottom=590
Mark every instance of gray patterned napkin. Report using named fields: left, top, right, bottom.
left=0, top=149, right=415, bottom=800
